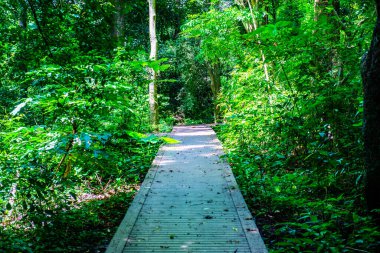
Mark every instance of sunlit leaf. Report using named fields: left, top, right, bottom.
left=160, top=137, right=181, bottom=144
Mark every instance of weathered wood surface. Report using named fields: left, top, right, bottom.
left=106, top=125, right=267, bottom=253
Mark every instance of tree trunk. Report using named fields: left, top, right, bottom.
left=361, top=1, right=380, bottom=225
left=148, top=0, right=158, bottom=128
left=18, top=0, right=28, bottom=72
left=314, top=0, right=342, bottom=78
left=113, top=0, right=126, bottom=46
left=18, top=0, right=28, bottom=29
left=332, top=0, right=343, bottom=81
left=207, top=62, right=222, bottom=122
left=26, top=0, right=54, bottom=59
left=235, top=0, right=270, bottom=81
left=314, top=0, right=328, bottom=21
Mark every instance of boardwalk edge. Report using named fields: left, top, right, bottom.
left=105, top=145, right=167, bottom=253
left=214, top=133, right=268, bottom=253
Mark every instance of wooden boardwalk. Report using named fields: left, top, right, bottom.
left=106, top=125, right=267, bottom=253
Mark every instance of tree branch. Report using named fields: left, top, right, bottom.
left=26, top=0, right=54, bottom=59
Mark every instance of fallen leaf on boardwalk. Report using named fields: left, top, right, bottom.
left=160, top=137, right=181, bottom=144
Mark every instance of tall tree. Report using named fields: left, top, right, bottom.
left=113, top=0, right=126, bottom=46
left=235, top=0, right=270, bottom=81
left=18, top=0, right=28, bottom=29
left=314, top=0, right=341, bottom=77
left=314, top=0, right=328, bottom=21
left=148, top=0, right=158, bottom=128
left=207, top=61, right=221, bottom=122
left=361, top=0, right=380, bottom=225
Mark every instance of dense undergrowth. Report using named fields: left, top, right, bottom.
left=216, top=124, right=380, bottom=252
left=2, top=190, right=135, bottom=252
left=0, top=1, right=171, bottom=250
left=0, top=52, right=169, bottom=249
left=0, top=125, right=161, bottom=252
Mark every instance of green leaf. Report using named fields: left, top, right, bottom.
left=10, top=98, right=32, bottom=116
left=81, top=133, right=92, bottom=149
left=157, top=79, right=177, bottom=83
left=352, top=121, right=363, bottom=127
left=353, top=213, right=360, bottom=223
left=159, top=64, right=171, bottom=71
left=41, top=64, right=61, bottom=72
left=160, top=137, right=181, bottom=144
left=126, top=131, right=148, bottom=139
left=272, top=161, right=283, bottom=167
left=141, top=135, right=160, bottom=144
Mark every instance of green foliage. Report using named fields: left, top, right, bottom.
left=0, top=190, right=137, bottom=252
left=1, top=0, right=379, bottom=252
left=182, top=7, right=242, bottom=63
left=0, top=1, right=169, bottom=251
left=0, top=51, right=160, bottom=248
left=187, top=0, right=380, bottom=252
left=175, top=39, right=214, bottom=121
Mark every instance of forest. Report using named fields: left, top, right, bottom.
left=0, top=0, right=379, bottom=252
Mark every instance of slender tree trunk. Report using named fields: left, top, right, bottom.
left=18, top=0, right=28, bottom=72
left=18, top=0, right=28, bottom=29
left=315, top=0, right=342, bottom=79
left=207, top=62, right=222, bottom=122
left=314, top=0, right=341, bottom=77
left=235, top=0, right=269, bottom=81
left=6, top=0, right=26, bottom=206
left=332, top=0, right=343, bottom=82
left=113, top=0, right=126, bottom=46
left=26, top=0, right=54, bottom=59
left=148, top=0, right=158, bottom=128
left=361, top=1, right=380, bottom=225
left=314, top=0, right=328, bottom=21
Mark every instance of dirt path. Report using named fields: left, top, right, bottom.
left=106, top=125, right=267, bottom=253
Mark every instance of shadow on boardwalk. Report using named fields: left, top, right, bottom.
left=106, top=125, right=267, bottom=253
